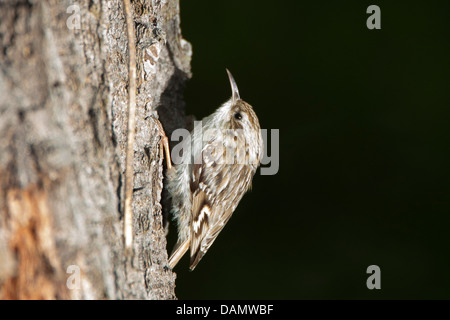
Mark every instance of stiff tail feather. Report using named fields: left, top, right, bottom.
left=168, top=239, right=190, bottom=269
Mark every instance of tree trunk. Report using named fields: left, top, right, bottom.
left=0, top=0, right=191, bottom=299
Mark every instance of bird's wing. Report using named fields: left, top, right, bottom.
left=188, top=142, right=219, bottom=270
left=188, top=134, right=256, bottom=270
left=189, top=206, right=233, bottom=271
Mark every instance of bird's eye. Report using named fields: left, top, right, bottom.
left=234, top=112, right=242, bottom=120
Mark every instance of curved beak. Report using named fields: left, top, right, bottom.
left=226, top=68, right=240, bottom=105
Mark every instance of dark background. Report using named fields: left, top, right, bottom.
left=168, top=0, right=450, bottom=299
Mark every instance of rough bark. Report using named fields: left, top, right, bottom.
left=0, top=0, right=191, bottom=299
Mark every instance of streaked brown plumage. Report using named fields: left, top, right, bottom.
left=166, top=69, right=263, bottom=270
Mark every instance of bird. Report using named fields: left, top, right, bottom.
left=164, top=69, right=263, bottom=271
